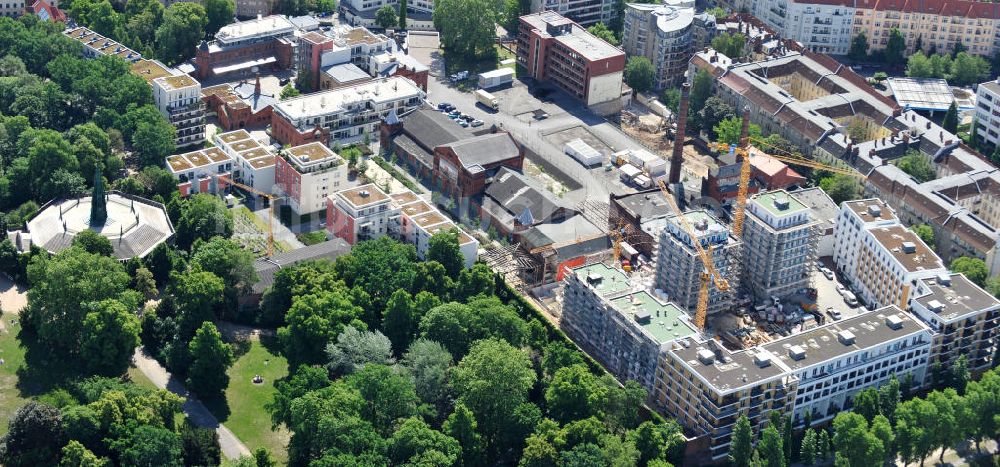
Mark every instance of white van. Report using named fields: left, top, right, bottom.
left=841, top=290, right=859, bottom=308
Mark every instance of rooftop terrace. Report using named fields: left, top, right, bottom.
left=338, top=183, right=390, bottom=208
left=609, top=291, right=697, bottom=344
left=572, top=262, right=632, bottom=296
left=844, top=198, right=897, bottom=223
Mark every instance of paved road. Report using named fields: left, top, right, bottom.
left=132, top=348, right=251, bottom=460
left=425, top=75, right=646, bottom=204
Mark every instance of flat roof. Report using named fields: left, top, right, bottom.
left=238, top=148, right=270, bottom=160
left=762, top=306, right=926, bottom=371
left=64, top=27, right=141, bottom=61
left=571, top=262, right=632, bottom=296
left=247, top=154, right=275, bottom=169
left=609, top=291, right=697, bottom=343
left=342, top=26, right=386, bottom=45
left=215, top=15, right=295, bottom=44
left=167, top=148, right=235, bottom=173
left=425, top=223, right=476, bottom=246
left=412, top=211, right=448, bottom=229
left=751, top=190, right=809, bottom=216
left=203, top=147, right=230, bottom=163
left=218, top=130, right=253, bottom=143
left=671, top=342, right=789, bottom=394
left=844, top=198, right=897, bottom=223
left=390, top=191, right=420, bottom=205
left=915, top=273, right=1000, bottom=321
left=158, top=74, right=198, bottom=90
left=131, top=59, right=174, bottom=83
left=323, top=62, right=371, bottom=84
left=166, top=155, right=193, bottom=172
left=400, top=200, right=434, bottom=217
left=337, top=184, right=390, bottom=208
left=520, top=12, right=623, bottom=62
left=888, top=77, right=955, bottom=112
left=228, top=138, right=260, bottom=152
left=868, top=225, right=944, bottom=272
left=273, top=77, right=423, bottom=121
left=286, top=142, right=339, bottom=163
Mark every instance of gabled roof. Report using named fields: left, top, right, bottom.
left=400, top=108, right=468, bottom=153
left=484, top=168, right=571, bottom=225
left=438, top=133, right=520, bottom=173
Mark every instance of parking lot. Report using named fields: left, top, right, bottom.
left=813, top=257, right=868, bottom=322
left=427, top=74, right=645, bottom=204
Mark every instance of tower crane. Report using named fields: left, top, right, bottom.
left=219, top=175, right=280, bottom=257
left=656, top=178, right=729, bottom=330
left=713, top=120, right=867, bottom=237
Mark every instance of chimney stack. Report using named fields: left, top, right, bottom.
left=669, top=82, right=690, bottom=184
left=254, top=74, right=261, bottom=96
left=738, top=105, right=751, bottom=160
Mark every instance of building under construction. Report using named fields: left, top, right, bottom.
left=654, top=209, right=741, bottom=317
left=741, top=189, right=818, bottom=302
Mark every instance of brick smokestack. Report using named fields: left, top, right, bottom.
left=669, top=82, right=690, bottom=184
left=254, top=74, right=261, bottom=96
left=738, top=105, right=751, bottom=160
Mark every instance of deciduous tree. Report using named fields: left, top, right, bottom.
left=951, top=256, right=988, bottom=286
left=186, top=321, right=234, bottom=397
left=325, top=326, right=394, bottom=376
left=624, top=56, right=655, bottom=93
left=81, top=299, right=141, bottom=376
left=155, top=3, right=208, bottom=65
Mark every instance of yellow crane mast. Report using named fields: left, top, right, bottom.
left=219, top=175, right=279, bottom=258
left=656, top=179, right=730, bottom=330
left=714, top=136, right=867, bottom=237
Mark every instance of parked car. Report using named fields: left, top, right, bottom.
left=470, top=119, right=484, bottom=127
left=438, top=102, right=453, bottom=111
left=456, top=120, right=469, bottom=127
left=819, top=266, right=834, bottom=280
left=835, top=284, right=847, bottom=294
left=826, top=307, right=843, bottom=320
left=461, top=114, right=474, bottom=122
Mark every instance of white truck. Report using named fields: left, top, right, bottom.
left=478, top=68, right=515, bottom=89
left=475, top=89, right=498, bottom=110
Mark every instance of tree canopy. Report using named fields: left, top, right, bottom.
left=624, top=56, right=655, bottom=94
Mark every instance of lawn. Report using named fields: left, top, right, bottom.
left=0, top=315, right=28, bottom=436
left=212, top=337, right=290, bottom=462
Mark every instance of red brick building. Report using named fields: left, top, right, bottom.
left=516, top=12, right=626, bottom=111
left=202, top=78, right=277, bottom=131
left=706, top=151, right=806, bottom=203
left=193, top=16, right=297, bottom=80
left=433, top=133, right=523, bottom=201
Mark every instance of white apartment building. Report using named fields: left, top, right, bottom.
left=975, top=79, right=1000, bottom=149
left=832, top=199, right=899, bottom=280
left=908, top=272, right=1000, bottom=382
left=742, top=190, right=818, bottom=302
left=215, top=15, right=296, bottom=47
left=64, top=27, right=143, bottom=62
left=621, top=3, right=697, bottom=89
left=270, top=76, right=425, bottom=146
left=747, top=0, right=854, bottom=55
left=326, top=185, right=479, bottom=266
left=339, top=0, right=435, bottom=30
left=391, top=191, right=478, bottom=268
left=165, top=147, right=235, bottom=197
left=655, top=209, right=742, bottom=317
left=152, top=73, right=205, bottom=148
left=275, top=142, right=349, bottom=215
left=214, top=130, right=277, bottom=193
left=528, top=0, right=616, bottom=26
left=833, top=199, right=947, bottom=309
left=327, top=183, right=399, bottom=244
left=655, top=305, right=930, bottom=462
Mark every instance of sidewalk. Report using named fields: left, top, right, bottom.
left=132, top=348, right=251, bottom=460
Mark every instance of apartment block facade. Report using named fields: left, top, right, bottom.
left=165, top=147, right=235, bottom=197
left=390, top=191, right=479, bottom=269
left=742, top=190, right=818, bottom=302
left=516, top=12, right=626, bottom=113
left=654, top=306, right=930, bottom=463
left=214, top=129, right=278, bottom=193
left=152, top=74, right=206, bottom=148
left=832, top=200, right=946, bottom=309
left=909, top=272, right=1000, bottom=381
left=655, top=209, right=741, bottom=317
left=270, top=76, right=425, bottom=147
left=621, top=3, right=697, bottom=89
left=274, top=142, right=348, bottom=215
left=562, top=263, right=698, bottom=391
left=975, top=80, right=1000, bottom=149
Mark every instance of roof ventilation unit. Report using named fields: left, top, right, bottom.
left=754, top=351, right=772, bottom=368
left=837, top=330, right=856, bottom=345
left=697, top=348, right=715, bottom=365
left=927, top=300, right=945, bottom=312
left=901, top=242, right=917, bottom=254
left=868, top=204, right=882, bottom=217
left=936, top=273, right=951, bottom=286
left=886, top=314, right=904, bottom=330
left=788, top=345, right=806, bottom=360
